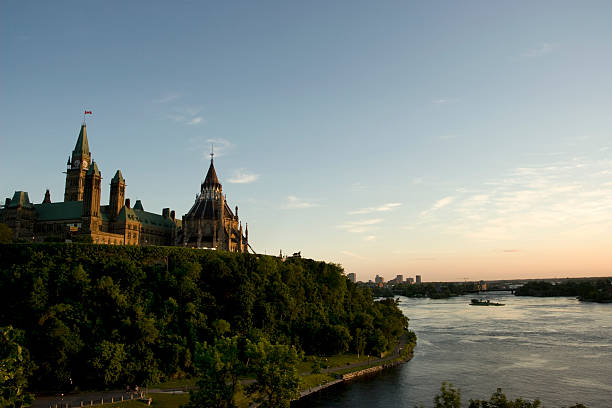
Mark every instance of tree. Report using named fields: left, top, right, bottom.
left=89, top=341, right=127, bottom=386
left=0, top=223, right=12, bottom=244
left=353, top=328, right=366, bottom=358
left=185, top=336, right=243, bottom=408
left=434, top=382, right=461, bottom=408
left=468, top=388, right=541, bottom=408
left=246, top=339, right=300, bottom=408
left=0, top=326, right=35, bottom=408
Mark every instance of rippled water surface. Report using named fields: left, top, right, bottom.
left=293, top=293, right=612, bottom=407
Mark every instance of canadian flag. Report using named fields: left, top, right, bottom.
left=84, top=110, right=92, bottom=115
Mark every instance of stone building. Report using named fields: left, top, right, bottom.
left=1, top=122, right=250, bottom=252
left=180, top=155, right=249, bottom=252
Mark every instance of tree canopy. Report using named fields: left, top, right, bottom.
left=0, top=243, right=408, bottom=392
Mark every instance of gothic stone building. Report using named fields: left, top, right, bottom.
left=1, top=123, right=250, bottom=252
left=180, top=157, right=249, bottom=252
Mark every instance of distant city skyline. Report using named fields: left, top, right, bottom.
left=2, top=1, right=612, bottom=281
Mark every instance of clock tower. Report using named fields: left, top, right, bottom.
left=64, top=123, right=92, bottom=201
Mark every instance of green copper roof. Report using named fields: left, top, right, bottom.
left=73, top=124, right=90, bottom=157
left=34, top=201, right=82, bottom=221
left=134, top=200, right=144, bottom=210
left=7, top=191, right=34, bottom=209
left=111, top=170, right=124, bottom=183
left=117, top=206, right=176, bottom=230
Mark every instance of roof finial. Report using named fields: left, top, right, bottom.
left=210, top=144, right=214, bottom=162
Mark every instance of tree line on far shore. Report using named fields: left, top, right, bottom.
left=514, top=280, right=612, bottom=303
left=0, top=243, right=409, bottom=400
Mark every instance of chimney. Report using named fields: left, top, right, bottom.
left=125, top=198, right=131, bottom=209
left=43, top=189, right=51, bottom=204
left=162, top=208, right=170, bottom=218
left=170, top=210, right=175, bottom=221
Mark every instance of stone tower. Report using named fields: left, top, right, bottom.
left=64, top=124, right=92, bottom=202
left=82, top=162, right=102, bottom=233
left=109, top=170, right=125, bottom=219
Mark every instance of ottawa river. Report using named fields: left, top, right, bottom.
left=293, top=293, right=612, bottom=407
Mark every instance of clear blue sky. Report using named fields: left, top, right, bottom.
left=2, top=1, right=612, bottom=281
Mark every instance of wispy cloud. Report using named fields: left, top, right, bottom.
left=153, top=93, right=181, bottom=104
left=167, top=106, right=205, bottom=125
left=432, top=98, right=450, bottom=104
left=421, top=196, right=455, bottom=216
left=338, top=218, right=383, bottom=233
left=432, top=97, right=459, bottom=105
left=522, top=42, right=554, bottom=58
left=228, top=169, right=259, bottom=184
left=187, top=137, right=232, bottom=161
left=340, top=250, right=370, bottom=261
left=207, top=138, right=232, bottom=157
left=364, top=235, right=377, bottom=241
left=350, top=182, right=367, bottom=192
left=420, top=156, right=612, bottom=242
left=349, top=202, right=402, bottom=215
left=281, top=196, right=320, bottom=210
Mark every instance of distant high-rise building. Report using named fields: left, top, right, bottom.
left=407, top=277, right=414, bottom=284
left=416, top=275, right=422, bottom=284
left=395, top=275, right=403, bottom=283
left=375, top=274, right=384, bottom=284
left=347, top=272, right=356, bottom=283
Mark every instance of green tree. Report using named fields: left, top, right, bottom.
left=185, top=336, right=242, bottom=408
left=353, top=328, right=366, bottom=358
left=0, top=326, right=35, bottom=408
left=246, top=339, right=300, bottom=408
left=0, top=223, right=13, bottom=244
left=89, top=341, right=127, bottom=386
left=434, top=382, right=461, bottom=408
left=468, top=388, right=541, bottom=408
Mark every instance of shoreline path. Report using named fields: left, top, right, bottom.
left=32, top=333, right=410, bottom=408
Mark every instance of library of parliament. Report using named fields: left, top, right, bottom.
left=0, top=123, right=251, bottom=253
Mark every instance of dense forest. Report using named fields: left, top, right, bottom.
left=0, top=243, right=408, bottom=393
left=514, top=280, right=612, bottom=303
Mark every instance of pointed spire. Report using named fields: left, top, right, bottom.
left=86, top=161, right=100, bottom=176
left=111, top=170, right=124, bottom=183
left=73, top=124, right=90, bottom=158
left=202, top=158, right=221, bottom=190
left=43, top=189, right=51, bottom=204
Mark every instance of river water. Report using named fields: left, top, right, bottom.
left=293, top=293, right=612, bottom=407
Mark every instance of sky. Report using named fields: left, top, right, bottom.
left=2, top=1, right=612, bottom=282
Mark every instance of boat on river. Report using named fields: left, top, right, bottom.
left=470, top=298, right=504, bottom=306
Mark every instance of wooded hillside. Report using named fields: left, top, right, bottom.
left=0, top=244, right=408, bottom=391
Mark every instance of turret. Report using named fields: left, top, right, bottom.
left=201, top=154, right=222, bottom=199
left=109, top=170, right=125, bottom=219
left=42, top=189, right=51, bottom=204
left=82, top=162, right=102, bottom=233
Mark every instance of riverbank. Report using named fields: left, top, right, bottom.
left=32, top=342, right=416, bottom=408
left=295, top=334, right=416, bottom=404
